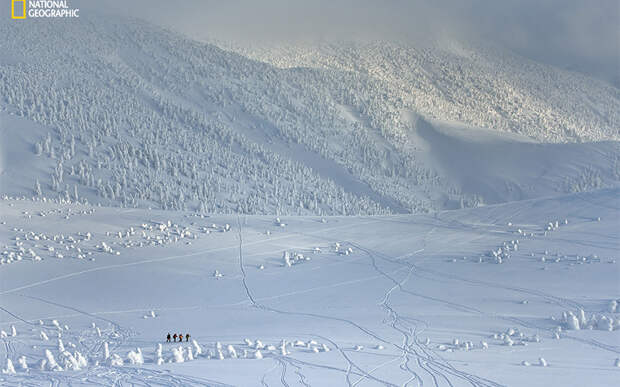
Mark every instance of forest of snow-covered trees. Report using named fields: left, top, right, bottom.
left=1, top=17, right=618, bottom=215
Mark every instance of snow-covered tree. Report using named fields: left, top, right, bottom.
left=172, top=346, right=184, bottom=363
left=75, top=352, right=87, bottom=368
left=60, top=351, right=81, bottom=370
left=34, top=179, right=42, bottom=196
left=283, top=251, right=292, bottom=267
left=227, top=344, right=237, bottom=359
left=44, top=349, right=62, bottom=371
left=17, top=356, right=28, bottom=371
left=109, top=354, right=123, bottom=366
left=2, top=359, right=16, bottom=374
left=103, top=342, right=110, bottom=360
left=127, top=348, right=144, bottom=365
left=192, top=340, right=202, bottom=356
left=58, top=338, right=65, bottom=352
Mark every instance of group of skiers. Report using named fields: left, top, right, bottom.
left=167, top=333, right=190, bottom=342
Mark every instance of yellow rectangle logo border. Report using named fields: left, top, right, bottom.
left=12, top=0, right=27, bottom=19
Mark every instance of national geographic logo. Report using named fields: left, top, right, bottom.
left=11, top=0, right=26, bottom=18
left=11, top=0, right=80, bottom=19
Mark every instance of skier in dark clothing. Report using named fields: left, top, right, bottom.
left=173, top=333, right=177, bottom=342
left=166, top=333, right=171, bottom=342
left=179, top=333, right=183, bottom=343
left=186, top=333, right=190, bottom=342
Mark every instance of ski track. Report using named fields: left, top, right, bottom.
left=290, top=220, right=506, bottom=386
left=275, top=356, right=290, bottom=387
left=284, top=356, right=311, bottom=387
left=0, top=298, right=231, bottom=386
left=235, top=216, right=398, bottom=387
left=0, top=218, right=378, bottom=297
left=369, top=261, right=474, bottom=386
left=261, top=360, right=279, bottom=387
left=349, top=239, right=507, bottom=387
left=2, top=192, right=617, bottom=385
left=365, top=213, right=620, bottom=357
left=296, top=221, right=503, bottom=386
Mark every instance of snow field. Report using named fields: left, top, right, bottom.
left=0, top=188, right=618, bottom=385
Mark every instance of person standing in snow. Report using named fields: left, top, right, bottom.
left=167, top=333, right=171, bottom=342
left=173, top=333, right=177, bottom=342
left=178, top=333, right=183, bottom=343
left=186, top=333, right=190, bottom=342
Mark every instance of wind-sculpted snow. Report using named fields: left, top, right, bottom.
left=1, top=16, right=617, bottom=214
left=0, top=188, right=618, bottom=385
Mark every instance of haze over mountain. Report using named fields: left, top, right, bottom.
left=92, top=0, right=620, bottom=87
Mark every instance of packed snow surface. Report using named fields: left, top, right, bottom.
left=0, top=188, right=618, bottom=386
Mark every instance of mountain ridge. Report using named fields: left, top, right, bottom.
left=0, top=14, right=618, bottom=214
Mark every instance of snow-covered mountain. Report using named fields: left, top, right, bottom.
left=222, top=40, right=619, bottom=143
left=1, top=8, right=619, bottom=387
left=1, top=15, right=618, bottom=215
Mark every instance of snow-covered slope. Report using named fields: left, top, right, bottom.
left=221, top=40, right=620, bottom=143
left=1, top=15, right=618, bottom=214
left=412, top=117, right=620, bottom=207
left=0, top=113, right=57, bottom=197
left=0, top=188, right=618, bottom=385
